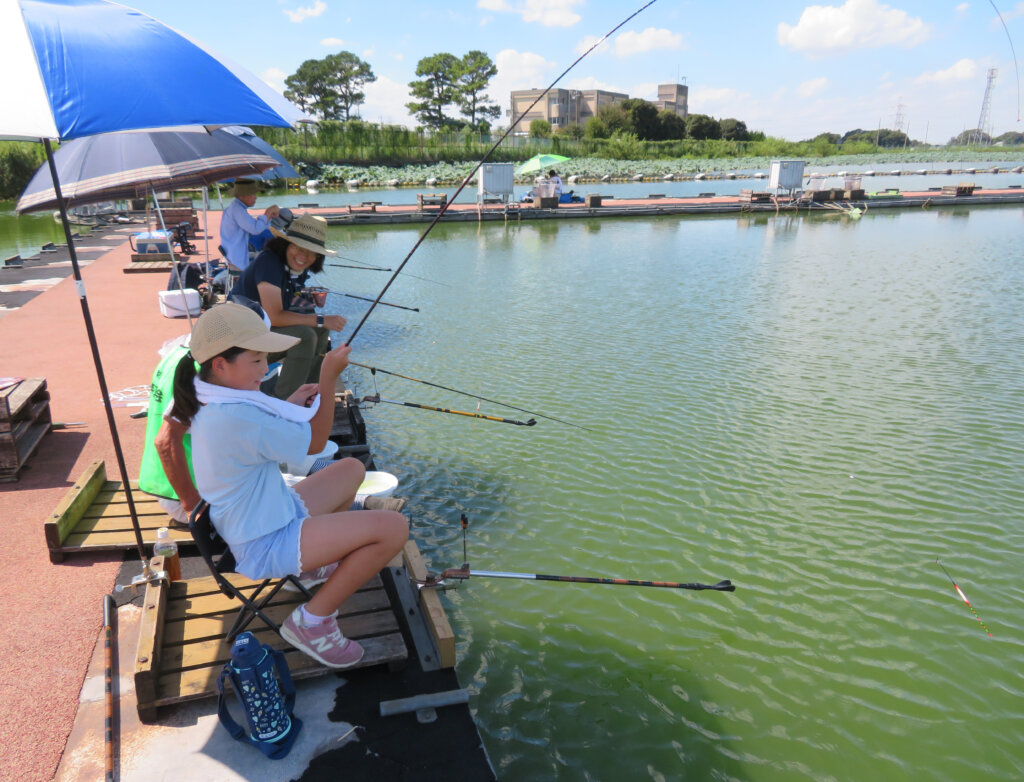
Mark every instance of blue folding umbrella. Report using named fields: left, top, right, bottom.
left=1, top=0, right=305, bottom=566
left=216, top=126, right=299, bottom=181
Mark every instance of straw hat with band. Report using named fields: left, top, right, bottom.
left=270, top=213, right=337, bottom=256
left=231, top=179, right=261, bottom=197
left=190, top=302, right=299, bottom=363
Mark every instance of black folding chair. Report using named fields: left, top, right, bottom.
left=188, top=500, right=312, bottom=642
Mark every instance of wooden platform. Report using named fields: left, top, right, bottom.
left=134, top=555, right=412, bottom=720
left=123, top=259, right=172, bottom=274
left=0, top=377, right=51, bottom=482
left=44, top=460, right=187, bottom=562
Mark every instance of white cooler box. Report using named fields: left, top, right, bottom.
left=158, top=289, right=201, bottom=318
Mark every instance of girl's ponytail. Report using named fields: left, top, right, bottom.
left=172, top=352, right=201, bottom=424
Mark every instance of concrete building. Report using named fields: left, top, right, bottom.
left=508, top=83, right=688, bottom=134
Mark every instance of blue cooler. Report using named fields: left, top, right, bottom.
left=130, top=231, right=172, bottom=254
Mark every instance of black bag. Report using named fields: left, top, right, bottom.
left=167, top=262, right=203, bottom=292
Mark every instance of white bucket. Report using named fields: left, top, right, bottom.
left=357, top=471, right=398, bottom=498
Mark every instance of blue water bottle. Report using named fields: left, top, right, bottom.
left=217, top=632, right=302, bottom=759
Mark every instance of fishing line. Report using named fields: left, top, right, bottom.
left=937, top=559, right=993, bottom=637
left=988, top=0, right=1022, bottom=122
left=343, top=0, right=661, bottom=346
left=325, top=291, right=420, bottom=312
left=329, top=257, right=452, bottom=287
left=350, top=361, right=592, bottom=430
left=361, top=393, right=536, bottom=426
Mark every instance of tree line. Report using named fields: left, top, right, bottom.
left=285, top=49, right=501, bottom=130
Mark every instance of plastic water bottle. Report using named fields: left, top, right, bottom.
left=153, top=527, right=181, bottom=581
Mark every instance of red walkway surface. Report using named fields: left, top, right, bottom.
left=0, top=222, right=218, bottom=782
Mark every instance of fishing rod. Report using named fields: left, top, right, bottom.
left=103, top=594, right=116, bottom=782
left=333, top=254, right=453, bottom=287
left=434, top=568, right=735, bottom=592
left=343, top=0, right=660, bottom=347
left=331, top=292, right=419, bottom=312
left=360, top=393, right=536, bottom=426
left=351, top=361, right=592, bottom=431
left=937, top=559, right=993, bottom=637
left=419, top=514, right=735, bottom=592
left=326, top=262, right=393, bottom=272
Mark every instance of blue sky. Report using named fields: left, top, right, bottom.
left=127, top=0, right=1024, bottom=142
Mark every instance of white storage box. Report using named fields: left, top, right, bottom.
left=158, top=289, right=201, bottom=318
left=131, top=230, right=172, bottom=254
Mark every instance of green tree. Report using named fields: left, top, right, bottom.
left=993, top=131, right=1024, bottom=145
left=529, top=118, right=552, bottom=138
left=620, top=98, right=660, bottom=140
left=657, top=109, right=686, bottom=140
left=407, top=53, right=461, bottom=129
left=685, top=113, right=721, bottom=140
left=455, top=50, right=500, bottom=128
left=948, top=129, right=991, bottom=146
left=556, top=122, right=585, bottom=139
left=326, top=51, right=376, bottom=121
left=596, top=103, right=630, bottom=134
left=584, top=116, right=609, bottom=139
left=719, top=118, right=749, bottom=141
left=285, top=58, right=337, bottom=118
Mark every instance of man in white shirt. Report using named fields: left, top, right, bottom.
left=219, top=179, right=279, bottom=272
left=548, top=169, right=563, bottom=196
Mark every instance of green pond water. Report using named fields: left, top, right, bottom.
left=312, top=206, right=1023, bottom=781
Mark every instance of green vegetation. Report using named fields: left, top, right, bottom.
left=0, top=142, right=46, bottom=200
left=406, top=51, right=501, bottom=130
left=284, top=51, right=376, bottom=121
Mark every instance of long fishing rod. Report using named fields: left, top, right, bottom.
left=327, top=262, right=393, bottom=272
left=936, top=559, right=993, bottom=637
left=329, top=257, right=452, bottom=287
left=351, top=361, right=592, bottom=431
left=433, top=567, right=735, bottom=592
left=343, top=0, right=660, bottom=347
left=325, top=291, right=419, bottom=312
left=103, top=594, right=116, bottom=782
left=361, top=393, right=536, bottom=426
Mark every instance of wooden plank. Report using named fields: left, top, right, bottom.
left=43, top=460, right=106, bottom=551
left=168, top=571, right=383, bottom=600
left=165, top=582, right=389, bottom=622
left=62, top=527, right=191, bottom=549
left=403, top=540, right=456, bottom=668
left=0, top=420, right=49, bottom=478
left=154, top=631, right=407, bottom=707
left=135, top=556, right=169, bottom=722
left=0, top=377, right=45, bottom=424
left=123, top=261, right=172, bottom=274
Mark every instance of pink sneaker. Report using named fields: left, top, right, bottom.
left=280, top=607, right=365, bottom=668
left=282, top=562, right=338, bottom=592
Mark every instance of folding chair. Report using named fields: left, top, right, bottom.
left=188, top=500, right=312, bottom=642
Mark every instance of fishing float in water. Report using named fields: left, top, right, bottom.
left=937, top=559, right=993, bottom=638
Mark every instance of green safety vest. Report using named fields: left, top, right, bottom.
left=138, top=346, right=196, bottom=500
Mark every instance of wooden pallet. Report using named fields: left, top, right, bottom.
left=134, top=558, right=409, bottom=720
left=44, top=460, right=189, bottom=562
left=123, top=260, right=172, bottom=274
left=0, top=377, right=51, bottom=482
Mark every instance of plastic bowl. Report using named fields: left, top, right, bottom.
left=358, top=471, right=398, bottom=497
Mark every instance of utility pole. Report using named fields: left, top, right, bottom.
left=969, top=68, right=998, bottom=146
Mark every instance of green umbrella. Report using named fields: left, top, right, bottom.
left=516, top=153, right=570, bottom=175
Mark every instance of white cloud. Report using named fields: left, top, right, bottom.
left=262, top=67, right=287, bottom=93
left=613, top=27, right=684, bottom=57
left=358, top=74, right=416, bottom=126
left=1002, top=2, right=1024, bottom=21
left=363, top=47, right=375, bottom=59
left=320, top=37, right=344, bottom=47
left=798, top=76, right=829, bottom=97
left=575, top=27, right=683, bottom=57
left=688, top=86, right=753, bottom=117
left=566, top=75, right=628, bottom=94
left=393, top=53, right=405, bottom=62
left=630, top=82, right=660, bottom=101
left=491, top=49, right=556, bottom=120
left=914, top=58, right=978, bottom=83
left=284, top=1, right=327, bottom=23
left=956, top=3, right=970, bottom=15
left=777, top=0, right=931, bottom=56
left=476, top=0, right=583, bottom=27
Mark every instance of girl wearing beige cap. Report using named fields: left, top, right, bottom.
left=172, top=302, right=408, bottom=668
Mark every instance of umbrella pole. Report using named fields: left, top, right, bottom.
left=151, top=186, right=194, bottom=332
left=201, top=186, right=210, bottom=281
left=43, top=139, right=149, bottom=565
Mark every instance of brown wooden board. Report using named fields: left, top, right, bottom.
left=134, top=567, right=408, bottom=718
left=44, top=464, right=191, bottom=560
left=403, top=540, right=456, bottom=668
left=123, top=260, right=172, bottom=274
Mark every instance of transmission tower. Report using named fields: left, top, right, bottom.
left=893, top=98, right=906, bottom=133
left=969, top=68, right=998, bottom=146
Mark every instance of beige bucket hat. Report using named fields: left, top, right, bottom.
left=190, top=302, right=299, bottom=363
left=270, top=213, right=336, bottom=256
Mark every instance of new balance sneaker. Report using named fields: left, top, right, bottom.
left=363, top=495, right=407, bottom=513
left=280, top=608, right=365, bottom=668
left=282, top=562, right=338, bottom=592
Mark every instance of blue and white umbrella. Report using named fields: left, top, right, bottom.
left=216, top=126, right=300, bottom=181
left=0, top=0, right=303, bottom=141
left=0, top=0, right=305, bottom=561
